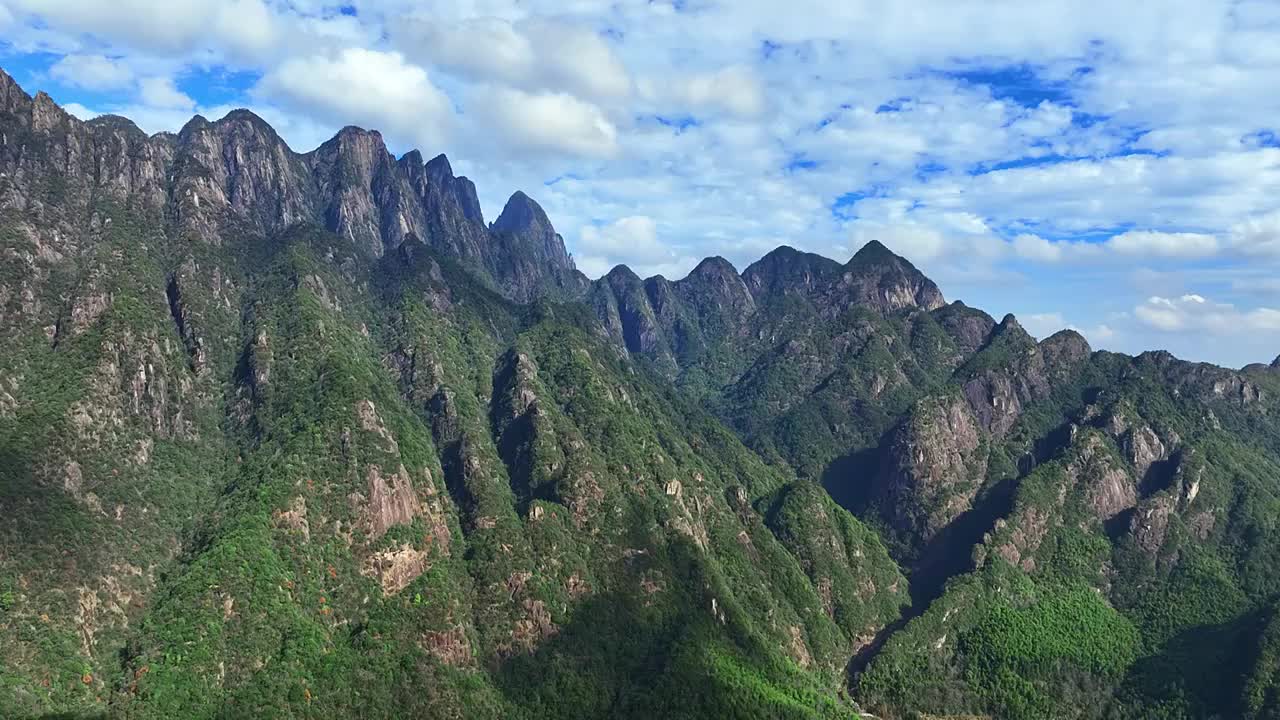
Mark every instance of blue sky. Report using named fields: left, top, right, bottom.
left=3, top=1, right=1280, bottom=367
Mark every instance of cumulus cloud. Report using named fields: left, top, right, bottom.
left=394, top=16, right=630, bottom=103
left=655, top=65, right=767, bottom=118
left=1135, top=294, right=1280, bottom=333
left=469, top=88, right=618, bottom=159
left=48, top=54, right=134, bottom=90
left=575, top=215, right=699, bottom=278
left=8, top=0, right=278, bottom=60
left=1106, top=230, right=1220, bottom=259
left=138, top=76, right=195, bottom=110
left=255, top=49, right=454, bottom=149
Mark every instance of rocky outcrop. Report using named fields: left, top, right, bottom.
left=741, top=246, right=843, bottom=299
left=358, top=464, right=422, bottom=541
left=489, top=191, right=590, bottom=301
left=933, top=301, right=997, bottom=360
left=591, top=265, right=676, bottom=365
left=981, top=432, right=1133, bottom=572
left=875, top=395, right=987, bottom=548
left=836, top=240, right=946, bottom=314
left=961, top=319, right=1091, bottom=438
left=1129, top=494, right=1176, bottom=556
left=1137, top=351, right=1265, bottom=408
left=362, top=543, right=431, bottom=596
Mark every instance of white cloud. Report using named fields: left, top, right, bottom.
left=255, top=48, right=454, bottom=149
left=48, top=54, right=134, bottom=90
left=576, top=215, right=699, bottom=278
left=62, top=102, right=100, bottom=121
left=138, top=76, right=194, bottom=110
left=658, top=65, right=767, bottom=118
left=469, top=88, right=618, bottom=159
left=1023, top=311, right=1116, bottom=344
left=1230, top=211, right=1280, bottom=258
left=9, top=0, right=278, bottom=60
left=393, top=16, right=630, bottom=103
left=1106, top=230, right=1220, bottom=259
left=1135, top=294, right=1280, bottom=333
left=1012, top=233, right=1066, bottom=262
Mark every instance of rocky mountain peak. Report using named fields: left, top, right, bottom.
left=400, top=149, right=424, bottom=167
left=848, top=239, right=897, bottom=265
left=493, top=191, right=551, bottom=235
left=605, top=264, right=643, bottom=287
left=840, top=240, right=946, bottom=312
left=177, top=114, right=212, bottom=137
left=0, top=66, right=25, bottom=107
left=681, top=256, right=755, bottom=314
left=490, top=190, right=576, bottom=277
left=216, top=108, right=278, bottom=134
left=991, top=313, right=1034, bottom=344
left=424, top=152, right=454, bottom=180
left=86, top=114, right=147, bottom=140
left=742, top=245, right=843, bottom=297
left=1272, top=354, right=1280, bottom=369
left=1040, top=329, right=1092, bottom=365
left=690, top=255, right=739, bottom=280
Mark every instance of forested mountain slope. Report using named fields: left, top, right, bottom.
left=3, top=68, right=1280, bottom=719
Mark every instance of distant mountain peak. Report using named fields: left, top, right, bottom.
left=605, top=264, right=642, bottom=284
left=86, top=114, right=147, bottom=139
left=849, top=239, right=896, bottom=263
left=742, top=246, right=842, bottom=292
left=493, top=191, right=554, bottom=239
left=1041, top=328, right=1092, bottom=361
left=400, top=149, right=424, bottom=166
left=1272, top=354, right=1280, bottom=369
left=425, top=152, right=453, bottom=179
left=690, top=255, right=739, bottom=278
left=217, top=108, right=274, bottom=129
left=838, top=240, right=946, bottom=312
left=997, top=313, right=1025, bottom=334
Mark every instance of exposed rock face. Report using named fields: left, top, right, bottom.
left=836, top=240, right=947, bottom=314
left=934, top=301, right=997, bottom=359
left=172, top=111, right=315, bottom=245
left=681, top=256, right=755, bottom=317
left=876, top=395, right=987, bottom=548
left=1137, top=350, right=1265, bottom=407
left=1083, top=454, right=1138, bottom=523
left=1068, top=434, right=1136, bottom=525
left=1120, top=424, right=1168, bottom=481
left=741, top=246, right=843, bottom=298
left=0, top=67, right=581, bottom=303
left=1130, top=495, right=1176, bottom=556
left=362, top=543, right=431, bottom=596
left=489, top=191, right=590, bottom=301
left=961, top=320, right=1091, bottom=438
left=360, top=464, right=422, bottom=541
left=592, top=265, right=676, bottom=365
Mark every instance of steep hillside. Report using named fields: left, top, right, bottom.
left=0, top=70, right=905, bottom=719
left=3, top=68, right=1280, bottom=720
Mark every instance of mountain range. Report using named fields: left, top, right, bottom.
left=3, top=67, right=1280, bottom=720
